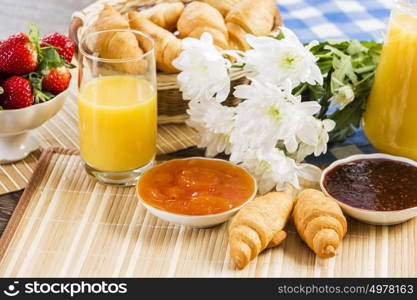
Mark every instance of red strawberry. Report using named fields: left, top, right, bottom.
left=41, top=33, right=75, bottom=63
left=42, top=67, right=71, bottom=95
left=0, top=75, right=5, bottom=107
left=0, top=33, right=38, bottom=75
left=0, top=76, right=34, bottom=109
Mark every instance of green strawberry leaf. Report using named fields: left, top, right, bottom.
left=28, top=23, right=41, bottom=58
left=25, top=24, right=70, bottom=103
left=38, top=47, right=65, bottom=75
left=41, top=42, right=75, bottom=69
left=64, top=61, right=76, bottom=69
left=27, top=72, right=42, bottom=90
left=27, top=72, right=54, bottom=103
left=34, top=90, right=54, bottom=103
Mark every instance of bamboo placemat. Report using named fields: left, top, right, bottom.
left=0, top=148, right=415, bottom=277
left=0, top=93, right=197, bottom=195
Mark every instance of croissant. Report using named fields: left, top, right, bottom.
left=128, top=12, right=181, bottom=73
left=293, top=189, right=347, bottom=258
left=94, top=5, right=146, bottom=74
left=228, top=192, right=294, bottom=269
left=201, top=0, right=241, bottom=16
left=138, top=2, right=184, bottom=31
left=227, top=22, right=251, bottom=51
left=226, top=0, right=278, bottom=50
left=177, top=1, right=229, bottom=49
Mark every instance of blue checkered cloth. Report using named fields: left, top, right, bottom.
left=279, top=0, right=391, bottom=43
left=276, top=0, right=392, bottom=164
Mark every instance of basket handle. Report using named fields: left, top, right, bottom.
left=69, top=15, right=83, bottom=56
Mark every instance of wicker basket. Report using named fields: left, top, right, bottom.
left=70, top=0, right=249, bottom=124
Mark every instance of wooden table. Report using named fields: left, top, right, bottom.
left=0, top=191, right=21, bottom=235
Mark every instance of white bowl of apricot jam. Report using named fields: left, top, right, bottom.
left=320, top=153, right=417, bottom=225
left=136, top=157, right=257, bottom=228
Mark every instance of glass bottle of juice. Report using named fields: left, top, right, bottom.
left=364, top=0, right=417, bottom=160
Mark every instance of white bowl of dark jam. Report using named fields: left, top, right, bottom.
left=320, top=153, right=417, bottom=225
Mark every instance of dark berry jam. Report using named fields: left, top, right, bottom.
left=323, top=158, right=417, bottom=211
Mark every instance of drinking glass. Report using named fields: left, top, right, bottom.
left=78, top=29, right=157, bottom=185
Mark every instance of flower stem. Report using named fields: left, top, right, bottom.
left=317, top=75, right=332, bottom=119
left=231, top=63, right=245, bottom=68
left=294, top=83, right=307, bottom=96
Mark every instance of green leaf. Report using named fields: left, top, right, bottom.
left=41, top=43, right=76, bottom=69
left=38, top=47, right=65, bottom=75
left=27, top=72, right=54, bottom=103
left=306, top=39, right=383, bottom=142
left=65, top=62, right=76, bottom=69
left=346, top=40, right=369, bottom=55
left=328, top=92, right=365, bottom=141
left=28, top=23, right=41, bottom=58
left=25, top=26, right=68, bottom=104
left=293, top=83, right=307, bottom=96
left=300, top=84, right=325, bottom=102
left=329, top=126, right=356, bottom=142
left=316, top=58, right=333, bottom=75
left=35, top=90, right=54, bottom=103
left=275, top=32, right=285, bottom=40
left=231, top=63, right=245, bottom=68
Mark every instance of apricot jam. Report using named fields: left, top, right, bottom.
left=137, top=159, right=255, bottom=215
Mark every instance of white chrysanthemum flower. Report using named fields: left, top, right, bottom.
left=293, top=118, right=335, bottom=160
left=233, top=148, right=322, bottom=193
left=186, top=99, right=236, bottom=157
left=195, top=129, right=233, bottom=158
left=312, top=118, right=335, bottom=156
left=176, top=27, right=332, bottom=192
left=332, top=85, right=355, bottom=109
left=292, top=118, right=335, bottom=161
left=172, top=33, right=232, bottom=102
left=231, top=80, right=321, bottom=154
left=292, top=143, right=315, bottom=163
left=243, top=27, right=323, bottom=88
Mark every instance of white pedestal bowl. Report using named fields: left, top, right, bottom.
left=0, top=90, right=67, bottom=163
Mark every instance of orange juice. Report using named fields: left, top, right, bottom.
left=78, top=76, right=157, bottom=172
left=364, top=7, right=417, bottom=160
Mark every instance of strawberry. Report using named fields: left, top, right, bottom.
left=0, top=24, right=40, bottom=75
left=0, top=74, right=5, bottom=88
left=42, top=66, right=71, bottom=95
left=41, top=32, right=75, bottom=63
left=0, top=76, right=34, bottom=109
left=0, top=75, right=5, bottom=108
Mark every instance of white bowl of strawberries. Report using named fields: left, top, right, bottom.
left=0, top=24, right=75, bottom=163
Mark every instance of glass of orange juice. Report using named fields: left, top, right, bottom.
left=78, top=29, right=157, bottom=185
left=364, top=0, right=417, bottom=160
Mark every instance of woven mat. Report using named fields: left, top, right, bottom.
left=0, top=92, right=197, bottom=195
left=0, top=148, right=415, bottom=277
